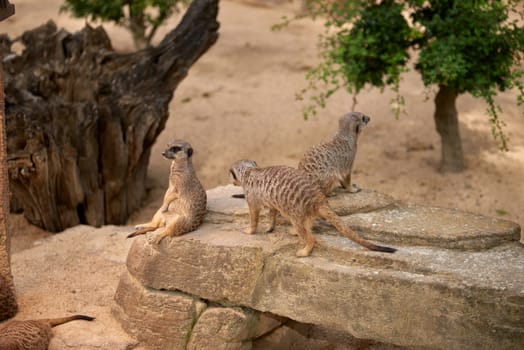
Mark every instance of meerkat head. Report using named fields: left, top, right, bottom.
left=229, top=160, right=257, bottom=186
left=338, top=112, right=370, bottom=137
left=162, top=139, right=194, bottom=161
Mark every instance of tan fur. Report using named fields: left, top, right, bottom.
left=229, top=160, right=396, bottom=257
left=128, top=140, right=207, bottom=244
left=0, top=315, right=94, bottom=350
left=0, top=273, right=17, bottom=321
left=298, top=112, right=370, bottom=195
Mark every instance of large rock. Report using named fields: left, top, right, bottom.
left=187, top=307, right=282, bottom=350
left=344, top=206, right=520, bottom=250
left=115, top=186, right=524, bottom=350
left=114, top=264, right=283, bottom=349
left=113, top=272, right=206, bottom=349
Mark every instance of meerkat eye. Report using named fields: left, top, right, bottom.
left=170, top=146, right=182, bottom=153
left=187, top=148, right=193, bottom=157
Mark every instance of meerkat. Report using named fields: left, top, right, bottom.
left=128, top=139, right=207, bottom=244
left=229, top=160, right=396, bottom=257
left=0, top=274, right=18, bottom=321
left=0, top=314, right=94, bottom=350
left=298, top=111, right=370, bottom=196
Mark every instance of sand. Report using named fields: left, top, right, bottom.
left=1, top=0, right=523, bottom=347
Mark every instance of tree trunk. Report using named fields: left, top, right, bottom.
left=434, top=85, right=465, bottom=172
left=1, top=0, right=219, bottom=232
left=129, top=4, right=147, bottom=49
left=0, top=62, right=17, bottom=321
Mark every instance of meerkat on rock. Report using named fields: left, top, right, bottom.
left=0, top=314, right=94, bottom=350
left=128, top=140, right=207, bottom=244
left=299, top=111, right=370, bottom=196
left=229, top=160, right=396, bottom=257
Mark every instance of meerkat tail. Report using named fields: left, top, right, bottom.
left=127, top=227, right=154, bottom=239
left=318, top=205, right=396, bottom=253
left=44, top=315, right=95, bottom=328
left=231, top=193, right=245, bottom=199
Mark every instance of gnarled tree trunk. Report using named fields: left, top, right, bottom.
left=434, top=84, right=465, bottom=172
left=0, top=0, right=17, bottom=322
left=1, top=0, right=219, bottom=232
left=0, top=62, right=17, bottom=321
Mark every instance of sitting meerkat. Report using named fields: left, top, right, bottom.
left=229, top=160, right=396, bottom=257
left=128, top=139, right=207, bottom=244
left=0, top=314, right=94, bottom=350
left=299, top=111, right=370, bottom=196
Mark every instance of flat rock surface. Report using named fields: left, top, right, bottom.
left=344, top=206, right=521, bottom=250
left=208, top=186, right=521, bottom=250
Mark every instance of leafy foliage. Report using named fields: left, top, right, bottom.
left=61, top=0, right=189, bottom=48
left=279, top=0, right=524, bottom=150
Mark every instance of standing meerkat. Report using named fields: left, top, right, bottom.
left=0, top=314, right=94, bottom=350
left=229, top=160, right=396, bottom=257
left=299, top=111, right=370, bottom=196
left=128, top=139, right=207, bottom=244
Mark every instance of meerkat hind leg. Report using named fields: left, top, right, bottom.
left=265, top=208, right=278, bottom=233
left=135, top=209, right=166, bottom=230
left=153, top=215, right=188, bottom=245
left=153, top=230, right=170, bottom=245
left=128, top=226, right=156, bottom=238
left=246, top=204, right=261, bottom=234
left=130, top=210, right=167, bottom=238
left=294, top=219, right=315, bottom=257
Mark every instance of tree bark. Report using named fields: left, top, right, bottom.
left=0, top=62, right=17, bottom=321
left=434, top=85, right=465, bottom=172
left=1, top=0, right=219, bottom=232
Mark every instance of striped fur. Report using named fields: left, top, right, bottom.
left=299, top=112, right=370, bottom=195
left=0, top=315, right=94, bottom=350
left=128, top=140, right=207, bottom=244
left=229, top=160, right=396, bottom=256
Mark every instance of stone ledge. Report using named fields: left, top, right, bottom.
left=343, top=206, right=521, bottom=250
left=207, top=186, right=520, bottom=250
left=115, top=187, right=524, bottom=349
left=113, top=269, right=284, bottom=349
left=112, top=271, right=206, bottom=349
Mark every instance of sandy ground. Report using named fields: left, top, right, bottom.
left=1, top=0, right=523, bottom=347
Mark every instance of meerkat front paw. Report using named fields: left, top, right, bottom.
left=349, top=184, right=361, bottom=193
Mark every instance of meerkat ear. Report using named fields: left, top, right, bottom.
left=229, top=169, right=237, bottom=181
left=187, top=147, right=193, bottom=157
